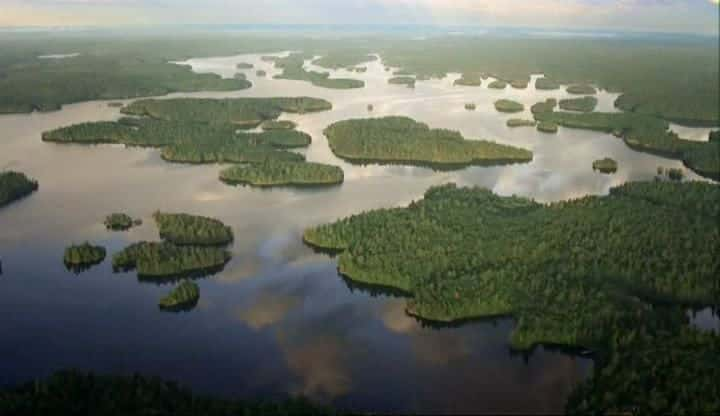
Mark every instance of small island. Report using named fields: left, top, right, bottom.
left=592, top=157, right=618, bottom=173
left=559, top=96, right=598, bottom=112
left=566, top=84, right=597, bottom=95
left=104, top=213, right=141, bottom=231
left=454, top=73, right=482, bottom=87
left=494, top=99, right=525, bottom=113
left=0, top=171, right=39, bottom=208
left=537, top=121, right=559, bottom=133
left=236, top=63, right=254, bottom=69
left=367, top=104, right=374, bottom=112
left=531, top=98, right=557, bottom=114
left=64, top=242, right=106, bottom=272
left=220, top=161, right=344, bottom=187
left=153, top=212, right=234, bottom=246
left=488, top=80, right=507, bottom=89
left=256, top=70, right=267, bottom=77
left=233, top=73, right=247, bottom=80
left=535, top=78, right=560, bottom=90
left=506, top=118, right=536, bottom=128
left=510, top=80, right=528, bottom=89
left=465, top=103, right=476, bottom=111
left=324, top=116, right=532, bottom=168
left=159, top=279, right=200, bottom=311
left=113, top=242, right=231, bottom=280
left=388, top=76, right=416, bottom=88
left=261, top=120, right=297, bottom=131
left=107, top=102, right=124, bottom=108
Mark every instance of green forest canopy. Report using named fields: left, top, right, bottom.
left=324, top=116, right=533, bottom=168
left=304, top=180, right=720, bottom=413
left=0, top=171, right=39, bottom=208
left=153, top=212, right=234, bottom=246
left=220, top=161, right=344, bottom=187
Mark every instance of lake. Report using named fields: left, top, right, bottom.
left=0, top=52, right=712, bottom=414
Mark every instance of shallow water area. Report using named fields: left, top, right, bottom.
left=0, top=51, right=713, bottom=413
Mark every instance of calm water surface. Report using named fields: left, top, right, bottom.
left=0, top=52, right=713, bottom=414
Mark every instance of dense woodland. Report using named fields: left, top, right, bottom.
left=63, top=243, right=106, bottom=272
left=158, top=279, right=200, bottom=311
left=0, top=370, right=337, bottom=416
left=534, top=111, right=720, bottom=179
left=113, top=242, right=230, bottom=281
left=535, top=78, right=560, bottom=90
left=220, top=161, right=344, bottom=187
left=592, top=158, right=618, bottom=174
left=261, top=120, right=297, bottom=130
left=153, top=212, right=234, bottom=246
left=454, top=73, right=483, bottom=86
left=488, top=80, right=507, bottom=89
left=531, top=98, right=558, bottom=114
left=506, top=119, right=536, bottom=128
left=271, top=53, right=365, bottom=89
left=537, top=121, right=559, bottom=134
left=324, top=116, right=533, bottom=168
left=559, top=96, right=598, bottom=112
left=566, top=84, right=597, bottom=95
left=104, top=213, right=139, bottom=231
left=304, top=180, right=720, bottom=412
left=0, top=171, right=38, bottom=208
left=378, top=37, right=719, bottom=125
left=113, top=212, right=233, bottom=281
left=494, top=99, right=524, bottom=113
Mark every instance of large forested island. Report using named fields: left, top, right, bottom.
left=304, top=180, right=720, bottom=413
left=220, top=161, right=344, bottom=187
left=324, top=116, right=532, bottom=168
left=534, top=110, right=720, bottom=179
left=0, top=171, right=39, bottom=208
left=41, top=97, right=346, bottom=179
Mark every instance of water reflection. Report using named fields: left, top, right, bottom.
left=0, top=50, right=711, bottom=413
left=689, top=308, right=720, bottom=334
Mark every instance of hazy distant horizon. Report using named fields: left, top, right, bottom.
left=2, top=1, right=718, bottom=35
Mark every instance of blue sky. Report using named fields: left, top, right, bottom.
left=2, top=0, right=718, bottom=34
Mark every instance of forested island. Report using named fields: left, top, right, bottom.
left=537, top=121, right=559, bottom=133
left=256, top=70, right=267, bottom=77
left=236, top=62, right=254, bottom=69
left=494, top=99, right=524, bottom=113
left=324, top=116, right=532, bottom=168
left=271, top=53, right=364, bottom=89
left=304, top=181, right=720, bottom=413
left=488, top=80, right=507, bottom=89
left=159, top=279, right=200, bottom=311
left=592, top=157, right=618, bottom=173
left=510, top=80, right=528, bottom=89
left=154, top=212, right=234, bottom=246
left=0, top=171, right=39, bottom=208
left=506, top=119, right=536, bottom=128
left=113, top=212, right=233, bottom=281
left=41, top=97, right=341, bottom=181
left=220, top=161, right=344, bottom=187
left=566, top=84, right=597, bottom=95
left=64, top=243, right=106, bottom=272
left=454, top=73, right=482, bottom=86
left=104, top=213, right=141, bottom=231
left=534, top=110, right=720, bottom=179
left=388, top=77, right=416, bottom=88
left=531, top=98, right=557, bottom=114
left=464, top=103, right=476, bottom=111
left=559, top=96, right=598, bottom=112
left=535, top=78, right=560, bottom=90
left=0, top=370, right=337, bottom=415
left=261, top=120, right=297, bottom=130
left=312, top=52, right=377, bottom=70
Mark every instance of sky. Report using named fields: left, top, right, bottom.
left=1, top=0, right=719, bottom=35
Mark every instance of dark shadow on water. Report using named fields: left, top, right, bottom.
left=334, top=155, right=532, bottom=172
left=64, top=260, right=105, bottom=275
left=113, top=263, right=229, bottom=286
left=340, top=274, right=413, bottom=298
left=158, top=298, right=199, bottom=313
